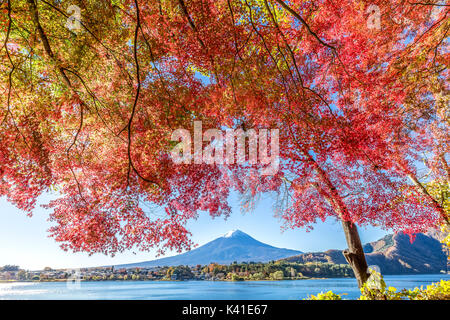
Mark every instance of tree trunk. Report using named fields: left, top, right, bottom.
left=299, top=148, right=371, bottom=288
left=340, top=220, right=370, bottom=288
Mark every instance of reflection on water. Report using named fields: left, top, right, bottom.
left=0, top=274, right=448, bottom=300
left=0, top=282, right=48, bottom=297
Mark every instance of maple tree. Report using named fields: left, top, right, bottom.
left=0, top=0, right=448, bottom=287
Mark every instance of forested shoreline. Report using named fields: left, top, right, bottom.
left=0, top=261, right=353, bottom=282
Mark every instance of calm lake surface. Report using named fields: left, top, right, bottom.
left=1, top=274, right=448, bottom=300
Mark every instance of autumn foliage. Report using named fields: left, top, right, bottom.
left=0, top=0, right=448, bottom=268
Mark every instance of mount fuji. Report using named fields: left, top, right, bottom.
left=116, top=230, right=302, bottom=268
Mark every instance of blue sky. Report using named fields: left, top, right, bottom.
left=0, top=192, right=389, bottom=271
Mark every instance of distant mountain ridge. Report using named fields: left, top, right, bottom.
left=282, top=231, right=448, bottom=275
left=116, top=230, right=302, bottom=268
left=115, top=229, right=448, bottom=274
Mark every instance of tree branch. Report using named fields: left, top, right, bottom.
left=274, top=0, right=336, bottom=50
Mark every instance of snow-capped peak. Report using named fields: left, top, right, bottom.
left=224, top=229, right=240, bottom=238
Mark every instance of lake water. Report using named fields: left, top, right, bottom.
left=0, top=274, right=448, bottom=300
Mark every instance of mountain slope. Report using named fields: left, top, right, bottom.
left=116, top=230, right=302, bottom=268
left=282, top=231, right=448, bottom=274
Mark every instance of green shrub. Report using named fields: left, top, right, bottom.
left=360, top=280, right=450, bottom=300
left=270, top=271, right=284, bottom=280
left=231, top=273, right=244, bottom=281
left=307, top=291, right=343, bottom=300
left=306, top=274, right=450, bottom=300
